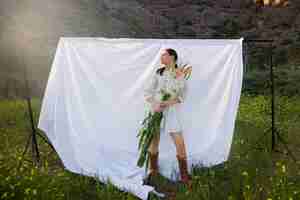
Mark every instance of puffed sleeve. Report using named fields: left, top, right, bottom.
left=177, top=78, right=187, bottom=103
left=144, top=73, right=158, bottom=104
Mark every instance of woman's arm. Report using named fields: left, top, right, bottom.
left=163, top=98, right=180, bottom=106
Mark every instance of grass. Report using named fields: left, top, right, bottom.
left=0, top=94, right=300, bottom=200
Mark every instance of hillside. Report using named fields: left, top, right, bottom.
left=0, top=0, right=299, bottom=98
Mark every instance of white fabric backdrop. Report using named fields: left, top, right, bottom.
left=38, top=37, right=244, bottom=200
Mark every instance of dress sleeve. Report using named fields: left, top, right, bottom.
left=144, top=73, right=158, bottom=104
left=177, top=78, right=187, bottom=103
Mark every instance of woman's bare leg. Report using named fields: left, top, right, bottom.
left=170, top=131, right=192, bottom=188
left=148, top=131, right=160, bottom=154
left=169, top=131, right=187, bottom=158
left=147, top=131, right=160, bottom=177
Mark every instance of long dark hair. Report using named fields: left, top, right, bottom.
left=156, top=48, right=178, bottom=76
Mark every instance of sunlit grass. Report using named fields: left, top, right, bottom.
left=0, top=94, right=300, bottom=199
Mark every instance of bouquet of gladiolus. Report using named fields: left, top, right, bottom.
left=136, top=64, right=192, bottom=171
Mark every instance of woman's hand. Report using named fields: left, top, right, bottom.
left=160, top=99, right=178, bottom=108
left=151, top=98, right=179, bottom=112
left=152, top=102, right=167, bottom=112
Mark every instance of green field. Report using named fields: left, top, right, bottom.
left=0, top=94, right=300, bottom=200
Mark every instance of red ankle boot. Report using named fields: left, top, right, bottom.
left=176, top=154, right=192, bottom=191
left=147, top=151, right=159, bottom=179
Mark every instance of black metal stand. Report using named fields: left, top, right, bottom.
left=17, top=53, right=56, bottom=171
left=242, top=39, right=297, bottom=162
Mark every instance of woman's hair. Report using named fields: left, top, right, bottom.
left=156, top=48, right=178, bottom=76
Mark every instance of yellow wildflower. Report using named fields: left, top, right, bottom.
left=282, top=165, right=286, bottom=173
left=242, top=171, right=248, bottom=176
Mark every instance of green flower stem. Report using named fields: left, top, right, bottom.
left=137, top=90, right=171, bottom=170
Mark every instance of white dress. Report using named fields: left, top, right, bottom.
left=143, top=68, right=187, bottom=134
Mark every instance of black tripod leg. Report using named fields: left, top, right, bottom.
left=273, top=129, right=297, bottom=163
left=31, top=128, right=40, bottom=166
left=17, top=133, right=32, bottom=172
left=36, top=129, right=56, bottom=152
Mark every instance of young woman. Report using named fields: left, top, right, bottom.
left=143, top=48, right=192, bottom=188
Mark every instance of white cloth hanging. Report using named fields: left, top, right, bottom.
left=38, top=37, right=244, bottom=200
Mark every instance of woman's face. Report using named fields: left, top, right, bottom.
left=160, top=50, right=173, bottom=65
